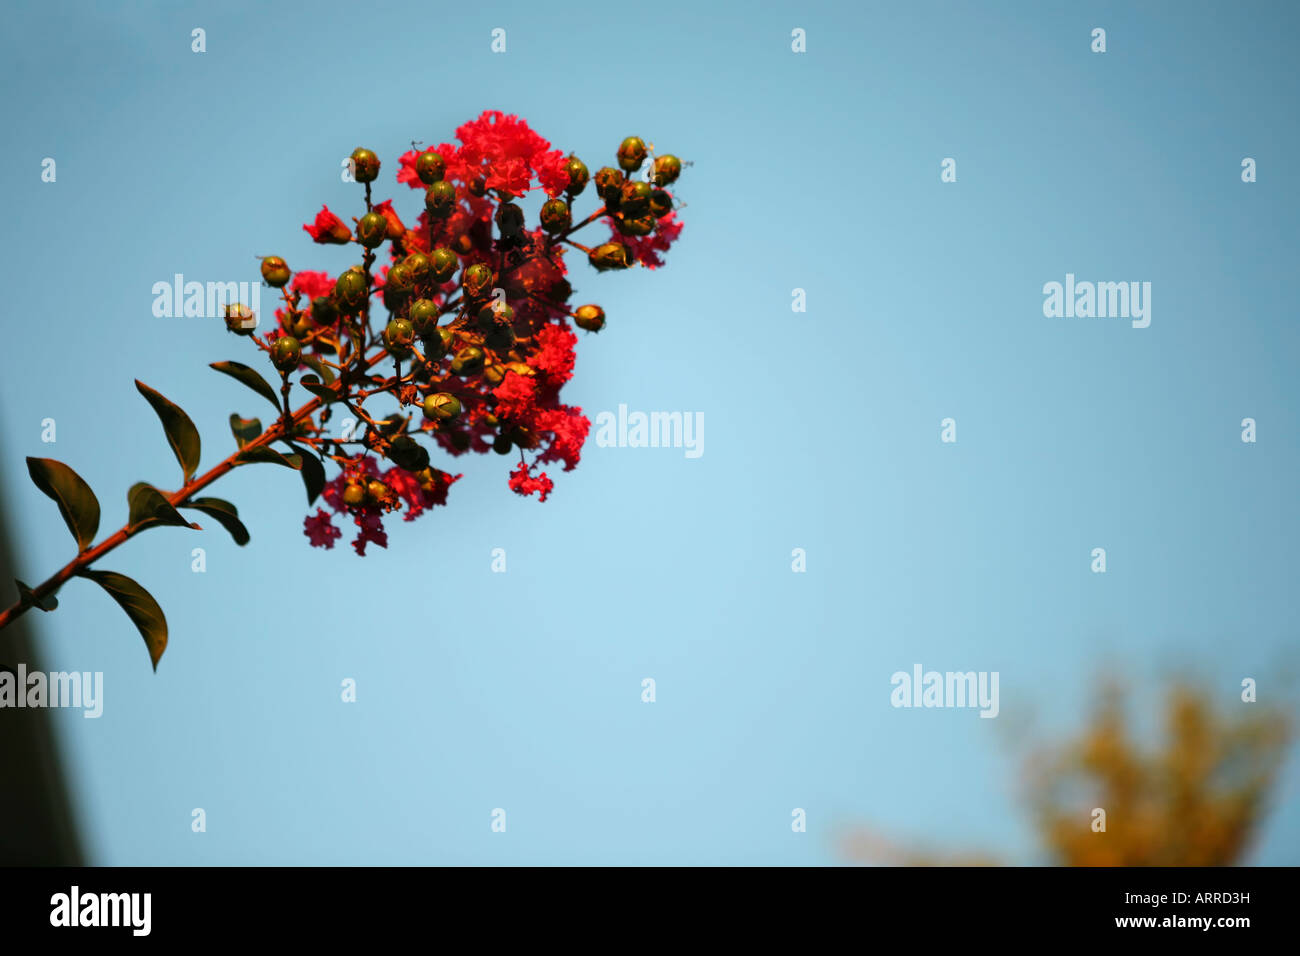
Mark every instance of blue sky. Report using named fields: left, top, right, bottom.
left=1, top=0, right=1297, bottom=864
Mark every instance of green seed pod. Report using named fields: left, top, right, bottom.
left=291, top=315, right=313, bottom=338
left=350, top=148, right=381, bottom=184
left=594, top=166, right=623, bottom=204
left=485, top=322, right=516, bottom=353
left=617, top=136, right=647, bottom=172
left=430, top=247, right=458, bottom=283
left=365, top=479, right=388, bottom=503
left=476, top=301, right=514, bottom=329
left=462, top=263, right=494, bottom=299
left=468, top=175, right=488, bottom=197
left=383, top=318, right=416, bottom=357
left=652, top=154, right=682, bottom=186
left=450, top=346, right=485, bottom=376
left=387, top=435, right=430, bottom=472
left=424, top=326, right=455, bottom=357
left=492, top=433, right=513, bottom=455
left=422, top=392, right=462, bottom=422
left=271, top=335, right=302, bottom=370
left=409, top=298, right=440, bottom=336
left=311, top=295, right=338, bottom=325
left=356, top=211, right=388, bottom=248
left=565, top=155, right=590, bottom=195
left=425, top=180, right=456, bottom=218
left=415, top=150, right=446, bottom=185
left=403, top=252, right=431, bottom=286
left=540, top=198, right=572, bottom=234
left=589, top=241, right=632, bottom=271
left=334, top=267, right=369, bottom=312
left=385, top=261, right=413, bottom=296
left=573, top=304, right=605, bottom=332
left=342, top=482, right=366, bottom=507
left=260, top=256, right=290, bottom=288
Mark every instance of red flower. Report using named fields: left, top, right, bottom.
left=303, top=205, right=352, bottom=244
left=290, top=270, right=335, bottom=301
left=352, top=511, right=388, bottom=556
left=304, top=509, right=341, bottom=549
left=372, top=199, right=405, bottom=239
left=508, top=462, right=554, bottom=502
left=528, top=322, right=578, bottom=386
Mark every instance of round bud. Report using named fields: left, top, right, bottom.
left=492, top=434, right=513, bottom=455
left=422, top=392, right=462, bottom=422
left=565, top=155, right=590, bottom=195
left=652, top=154, right=682, bottom=186
left=573, top=304, right=606, bottom=332
left=311, top=295, right=338, bottom=325
left=260, top=256, right=290, bottom=288
left=403, top=252, right=431, bottom=286
left=594, top=166, right=623, bottom=204
left=350, top=148, right=381, bottom=183
left=468, top=176, right=488, bottom=197
left=385, top=261, right=413, bottom=296
left=291, top=315, right=313, bottom=338
left=485, top=322, right=516, bottom=353
left=450, top=346, right=485, bottom=376
left=589, top=242, right=632, bottom=271
left=476, top=302, right=515, bottom=329
left=425, top=180, right=456, bottom=218
left=356, top=211, right=388, bottom=248
left=415, top=150, right=446, bottom=185
left=224, top=303, right=257, bottom=335
left=409, top=298, right=440, bottom=336
left=619, top=180, right=652, bottom=216
left=617, top=136, right=647, bottom=172
left=430, top=247, right=458, bottom=283
left=650, top=188, right=673, bottom=218
left=495, top=202, right=525, bottom=238
left=366, top=479, right=388, bottom=503
left=462, top=263, right=494, bottom=299
left=334, top=267, right=369, bottom=311
left=271, top=335, right=301, bottom=370
left=616, top=214, right=656, bottom=237
left=342, top=483, right=366, bottom=507
left=482, top=364, right=505, bottom=386
left=383, top=318, right=415, bottom=357
left=424, top=326, right=455, bottom=357
left=540, top=198, right=571, bottom=234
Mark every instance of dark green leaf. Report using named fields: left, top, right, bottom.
left=298, top=374, right=338, bottom=401
left=234, top=446, right=302, bottom=469
left=387, top=435, right=429, bottom=472
left=15, top=579, right=57, bottom=612
left=25, top=457, right=100, bottom=552
left=79, top=569, right=167, bottom=670
left=229, top=414, right=262, bottom=450
left=288, top=444, right=326, bottom=505
left=300, top=354, right=335, bottom=384
left=211, top=360, right=281, bottom=410
left=182, top=496, right=250, bottom=546
left=135, top=381, right=202, bottom=481
left=128, top=482, right=200, bottom=533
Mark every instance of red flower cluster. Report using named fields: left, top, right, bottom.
left=258, top=112, right=686, bottom=554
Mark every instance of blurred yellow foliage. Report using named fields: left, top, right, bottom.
left=843, top=680, right=1290, bottom=866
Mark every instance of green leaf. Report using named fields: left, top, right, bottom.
left=298, top=374, right=338, bottom=401
left=229, top=414, right=262, bottom=450
left=15, top=579, right=58, bottom=612
left=288, top=444, right=326, bottom=505
left=26, top=457, right=101, bottom=552
left=182, top=496, right=250, bottom=546
left=128, top=482, right=200, bottom=533
left=79, top=569, right=167, bottom=671
left=135, top=381, right=202, bottom=481
left=300, top=354, right=335, bottom=384
left=234, top=446, right=302, bottom=469
left=211, top=360, right=281, bottom=410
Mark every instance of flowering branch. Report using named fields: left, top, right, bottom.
left=0, top=112, right=688, bottom=670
